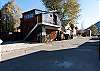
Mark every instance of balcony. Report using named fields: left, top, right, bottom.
left=36, top=13, right=61, bottom=28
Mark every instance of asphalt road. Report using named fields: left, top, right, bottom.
left=0, top=37, right=99, bottom=71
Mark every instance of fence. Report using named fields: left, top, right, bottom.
left=0, top=32, right=23, bottom=41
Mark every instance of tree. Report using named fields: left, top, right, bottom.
left=1, top=0, right=21, bottom=32
left=89, top=24, right=98, bottom=35
left=65, top=0, right=80, bottom=28
left=42, top=0, right=80, bottom=29
left=42, top=0, right=61, bottom=11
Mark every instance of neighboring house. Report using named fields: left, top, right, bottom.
left=20, top=9, right=61, bottom=42
left=64, top=24, right=77, bottom=37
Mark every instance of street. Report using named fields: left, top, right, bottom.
left=0, top=37, right=99, bottom=71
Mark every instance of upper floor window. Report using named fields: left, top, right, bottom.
left=50, top=14, right=52, bottom=17
left=24, top=13, right=33, bottom=19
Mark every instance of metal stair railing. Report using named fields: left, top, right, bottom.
left=24, top=24, right=38, bottom=40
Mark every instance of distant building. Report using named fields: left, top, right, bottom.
left=64, top=24, right=77, bottom=38
left=20, top=9, right=61, bottom=42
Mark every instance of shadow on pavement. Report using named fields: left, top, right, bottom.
left=1, top=41, right=38, bottom=45
left=90, top=37, right=99, bottom=40
left=0, top=38, right=100, bottom=71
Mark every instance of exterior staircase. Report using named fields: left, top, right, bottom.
left=24, top=24, right=38, bottom=41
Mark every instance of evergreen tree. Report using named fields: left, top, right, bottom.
left=89, top=24, right=98, bottom=35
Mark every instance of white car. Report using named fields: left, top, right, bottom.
left=0, top=39, right=3, bottom=44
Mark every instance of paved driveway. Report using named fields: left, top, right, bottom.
left=0, top=37, right=99, bottom=71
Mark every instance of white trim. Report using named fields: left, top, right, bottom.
left=41, top=22, right=61, bottom=28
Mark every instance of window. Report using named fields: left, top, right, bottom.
left=50, top=14, right=52, bottom=17
left=24, top=13, right=33, bottom=19
left=29, top=14, right=33, bottom=18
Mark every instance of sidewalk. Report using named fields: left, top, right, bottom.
left=41, top=37, right=91, bottom=51
left=0, top=37, right=91, bottom=62
left=0, top=37, right=99, bottom=71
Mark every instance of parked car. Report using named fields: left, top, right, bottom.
left=0, top=39, right=3, bottom=44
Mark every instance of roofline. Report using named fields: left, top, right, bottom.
left=22, top=9, right=47, bottom=14
left=22, top=9, right=60, bottom=14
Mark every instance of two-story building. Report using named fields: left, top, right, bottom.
left=20, top=9, right=61, bottom=42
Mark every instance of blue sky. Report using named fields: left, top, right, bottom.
left=0, top=0, right=100, bottom=29
left=78, top=0, right=100, bottom=29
